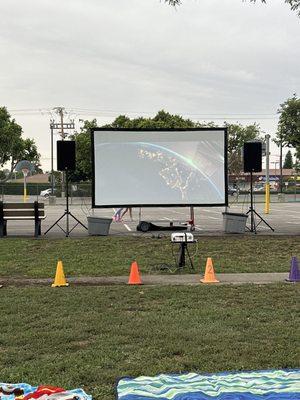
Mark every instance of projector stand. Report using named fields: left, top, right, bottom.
left=44, top=171, right=87, bottom=237
left=246, top=171, right=274, bottom=234
left=177, top=242, right=194, bottom=270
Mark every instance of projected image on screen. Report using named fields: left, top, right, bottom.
left=93, top=129, right=226, bottom=206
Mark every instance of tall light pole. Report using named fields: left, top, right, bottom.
left=264, top=134, right=270, bottom=214
left=50, top=120, right=54, bottom=195
left=279, top=138, right=283, bottom=193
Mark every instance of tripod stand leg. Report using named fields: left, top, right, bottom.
left=69, top=212, right=88, bottom=230
left=44, top=212, right=67, bottom=235
left=178, top=243, right=186, bottom=269
left=253, top=210, right=274, bottom=231
left=246, top=208, right=256, bottom=233
left=186, top=245, right=194, bottom=269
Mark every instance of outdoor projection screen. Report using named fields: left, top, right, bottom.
left=92, top=128, right=227, bottom=207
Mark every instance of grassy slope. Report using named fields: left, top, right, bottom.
left=0, top=285, right=299, bottom=399
left=0, top=236, right=299, bottom=277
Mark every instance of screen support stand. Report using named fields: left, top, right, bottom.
left=44, top=170, right=88, bottom=237
left=246, top=171, right=274, bottom=234
left=189, top=206, right=195, bottom=231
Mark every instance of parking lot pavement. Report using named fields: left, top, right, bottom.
left=2, top=198, right=299, bottom=237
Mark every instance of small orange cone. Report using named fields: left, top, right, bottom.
left=128, top=261, right=142, bottom=285
left=200, top=257, right=219, bottom=283
left=51, top=260, right=69, bottom=287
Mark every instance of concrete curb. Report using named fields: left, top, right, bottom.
left=0, top=272, right=295, bottom=287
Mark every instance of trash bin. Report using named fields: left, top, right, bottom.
left=87, top=216, right=113, bottom=236
left=49, top=195, right=56, bottom=205
left=222, top=212, right=248, bottom=234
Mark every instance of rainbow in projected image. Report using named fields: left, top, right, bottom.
left=117, top=369, right=300, bottom=400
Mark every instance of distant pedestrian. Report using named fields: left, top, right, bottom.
left=113, top=208, right=124, bottom=222
left=121, top=207, right=133, bottom=221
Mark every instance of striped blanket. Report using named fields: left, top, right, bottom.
left=0, top=383, right=92, bottom=399
left=117, top=369, right=300, bottom=399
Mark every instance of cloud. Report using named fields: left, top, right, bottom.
left=1, top=0, right=299, bottom=168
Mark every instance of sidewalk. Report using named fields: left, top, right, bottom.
left=0, top=273, right=294, bottom=287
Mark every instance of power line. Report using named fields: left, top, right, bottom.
left=8, top=107, right=278, bottom=117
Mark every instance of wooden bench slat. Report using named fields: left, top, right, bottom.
left=0, top=202, right=46, bottom=237
left=4, top=216, right=46, bottom=220
left=4, top=210, right=45, bottom=217
left=3, top=203, right=45, bottom=209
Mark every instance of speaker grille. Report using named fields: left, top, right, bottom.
left=243, top=142, right=262, bottom=173
left=57, top=141, right=76, bottom=171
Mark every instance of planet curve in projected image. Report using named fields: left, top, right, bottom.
left=96, top=141, right=224, bottom=205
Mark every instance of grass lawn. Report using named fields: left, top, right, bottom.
left=0, top=284, right=299, bottom=399
left=0, top=236, right=299, bottom=278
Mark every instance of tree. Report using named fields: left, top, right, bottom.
left=71, top=110, right=263, bottom=181
left=283, top=150, right=294, bottom=169
left=165, top=0, right=300, bottom=16
left=0, top=107, right=40, bottom=182
left=225, top=122, right=263, bottom=176
left=0, top=170, right=8, bottom=181
left=69, top=119, right=98, bottom=182
left=251, top=0, right=300, bottom=16
left=276, top=94, right=300, bottom=160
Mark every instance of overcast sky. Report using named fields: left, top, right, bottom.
left=1, top=0, right=299, bottom=170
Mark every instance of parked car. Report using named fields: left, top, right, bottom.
left=253, top=185, right=265, bottom=192
left=40, top=188, right=56, bottom=198
left=228, top=185, right=238, bottom=196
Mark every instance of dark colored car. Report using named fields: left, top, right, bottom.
left=228, top=185, right=238, bottom=196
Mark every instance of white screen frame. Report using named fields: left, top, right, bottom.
left=91, top=128, right=228, bottom=208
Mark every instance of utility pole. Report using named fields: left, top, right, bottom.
left=54, top=107, right=66, bottom=139
left=54, top=107, right=66, bottom=197
left=50, top=107, right=75, bottom=200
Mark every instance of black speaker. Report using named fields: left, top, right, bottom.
left=243, top=142, right=262, bottom=172
left=57, top=140, right=76, bottom=171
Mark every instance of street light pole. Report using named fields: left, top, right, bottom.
left=265, top=134, right=270, bottom=214
left=280, top=138, right=283, bottom=193
left=50, top=120, right=54, bottom=196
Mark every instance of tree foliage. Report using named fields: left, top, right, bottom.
left=165, top=0, right=300, bottom=16
left=0, top=107, right=40, bottom=182
left=69, top=119, right=98, bottom=182
left=283, top=150, right=294, bottom=169
left=71, top=110, right=263, bottom=181
left=276, top=94, right=300, bottom=159
left=225, top=122, right=263, bottom=175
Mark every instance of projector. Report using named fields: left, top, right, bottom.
left=171, top=232, right=194, bottom=243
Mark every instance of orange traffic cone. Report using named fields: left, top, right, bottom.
left=128, top=261, right=142, bottom=285
left=51, top=260, right=69, bottom=287
left=200, top=257, right=219, bottom=283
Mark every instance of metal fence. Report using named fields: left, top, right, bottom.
left=0, top=182, right=299, bottom=204
left=0, top=182, right=92, bottom=204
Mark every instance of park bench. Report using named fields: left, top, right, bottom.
left=0, top=201, right=46, bottom=237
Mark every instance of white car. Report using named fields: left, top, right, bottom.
left=253, top=185, right=265, bottom=192
left=40, top=188, right=55, bottom=198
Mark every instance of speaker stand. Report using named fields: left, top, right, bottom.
left=246, top=171, right=274, bottom=234
left=44, top=171, right=87, bottom=237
